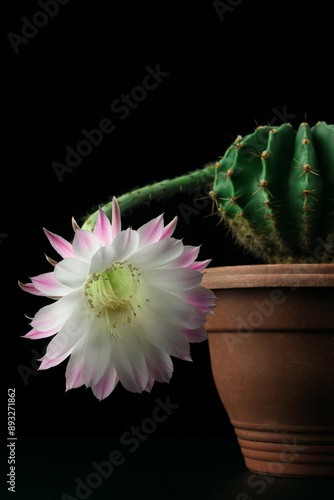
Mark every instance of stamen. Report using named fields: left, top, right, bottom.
left=84, top=260, right=144, bottom=340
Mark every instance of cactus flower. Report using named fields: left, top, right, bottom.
left=19, top=198, right=215, bottom=400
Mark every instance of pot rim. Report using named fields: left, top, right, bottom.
left=201, top=263, right=334, bottom=289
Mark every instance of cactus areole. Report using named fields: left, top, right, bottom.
left=211, top=121, right=334, bottom=264
left=82, top=120, right=334, bottom=265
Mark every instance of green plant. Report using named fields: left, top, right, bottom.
left=211, top=120, right=334, bottom=263
left=82, top=120, right=334, bottom=264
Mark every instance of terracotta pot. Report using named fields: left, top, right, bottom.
left=202, top=264, right=334, bottom=478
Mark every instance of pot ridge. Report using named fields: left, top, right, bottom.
left=202, top=264, right=334, bottom=289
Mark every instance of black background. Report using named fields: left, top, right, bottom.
left=2, top=1, right=334, bottom=499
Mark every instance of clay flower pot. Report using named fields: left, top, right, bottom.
left=202, top=263, right=334, bottom=478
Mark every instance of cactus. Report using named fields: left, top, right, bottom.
left=82, top=120, right=334, bottom=265
left=210, top=121, right=334, bottom=263
left=81, top=165, right=214, bottom=231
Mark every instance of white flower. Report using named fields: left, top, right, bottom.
left=19, top=198, right=216, bottom=400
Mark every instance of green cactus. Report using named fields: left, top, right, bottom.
left=81, top=165, right=215, bottom=231
left=82, top=120, right=334, bottom=264
left=210, top=121, right=334, bottom=263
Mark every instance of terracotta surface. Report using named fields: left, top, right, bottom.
left=202, top=263, right=334, bottom=289
left=202, top=264, right=334, bottom=478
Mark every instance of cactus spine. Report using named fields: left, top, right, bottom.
left=210, top=121, right=334, bottom=263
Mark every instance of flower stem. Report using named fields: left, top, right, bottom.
left=81, top=165, right=215, bottom=231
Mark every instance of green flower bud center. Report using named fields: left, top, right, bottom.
left=85, top=261, right=139, bottom=313
left=84, top=261, right=147, bottom=340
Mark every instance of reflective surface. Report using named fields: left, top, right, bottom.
left=6, top=436, right=334, bottom=500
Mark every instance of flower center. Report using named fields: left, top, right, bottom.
left=84, top=261, right=143, bottom=339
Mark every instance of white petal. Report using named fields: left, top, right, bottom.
left=65, top=338, right=86, bottom=390
left=39, top=347, right=75, bottom=370
left=159, top=245, right=200, bottom=269
left=141, top=268, right=203, bottom=291
left=130, top=237, right=183, bottom=269
left=180, top=307, right=208, bottom=329
left=110, top=329, right=148, bottom=393
left=112, top=228, right=140, bottom=261
left=82, top=318, right=113, bottom=387
left=30, top=272, right=71, bottom=296
left=72, top=230, right=101, bottom=262
left=136, top=309, right=190, bottom=358
left=89, top=245, right=116, bottom=274
left=22, top=326, right=60, bottom=340
left=183, top=326, right=208, bottom=343
left=142, top=284, right=197, bottom=326
left=41, top=305, right=93, bottom=360
left=144, top=376, right=155, bottom=393
left=140, top=338, right=173, bottom=383
left=91, top=368, right=118, bottom=400
left=31, top=289, right=83, bottom=332
left=54, top=258, right=89, bottom=289
left=174, top=286, right=216, bottom=314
